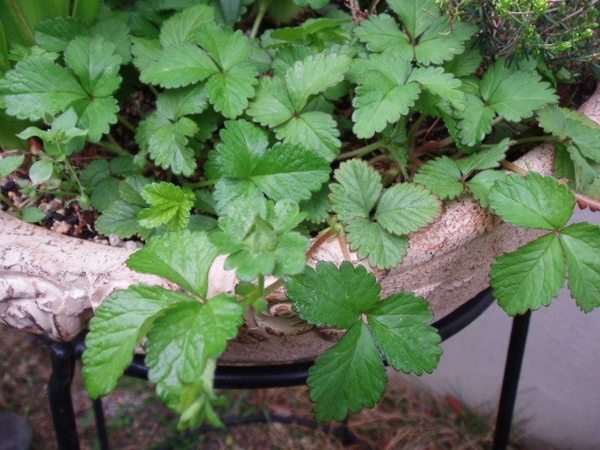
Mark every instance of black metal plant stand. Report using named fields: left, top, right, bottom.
left=42, top=287, right=531, bottom=450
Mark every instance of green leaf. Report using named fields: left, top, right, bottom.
left=205, top=63, right=257, bottom=118
left=414, top=18, right=477, bottom=66
left=284, top=53, right=351, bottom=111
left=286, top=261, right=381, bottom=328
left=352, top=55, right=420, bottom=139
left=146, top=294, right=244, bottom=407
left=330, top=159, right=382, bottom=223
left=196, top=25, right=251, bottom=71
left=155, top=84, right=209, bottom=120
left=34, top=17, right=89, bottom=52
left=388, top=0, right=439, bottom=38
left=0, top=57, right=85, bottom=120
left=275, top=110, right=341, bottom=162
left=247, top=77, right=295, bottom=128
left=456, top=138, right=511, bottom=175
left=346, top=219, right=410, bottom=269
left=138, top=182, right=196, bottom=231
left=95, top=199, right=144, bottom=238
left=0, top=154, right=24, bottom=178
left=215, top=119, right=269, bottom=178
left=538, top=105, right=600, bottom=163
left=491, top=233, right=565, bottom=316
left=413, top=156, right=464, bottom=200
left=489, top=172, right=575, bottom=230
left=29, top=159, right=53, bottom=185
left=466, top=170, right=508, bottom=208
left=354, top=14, right=411, bottom=58
left=140, top=43, right=218, bottom=88
left=159, top=4, right=215, bottom=46
left=560, top=222, right=600, bottom=313
left=368, top=292, right=441, bottom=374
left=409, top=66, right=465, bottom=110
left=480, top=61, right=557, bottom=122
left=457, top=93, right=495, bottom=147
left=82, top=285, right=189, bottom=398
left=375, top=183, right=441, bottom=235
left=127, top=230, right=221, bottom=299
left=20, top=206, right=46, bottom=223
left=308, top=322, right=386, bottom=422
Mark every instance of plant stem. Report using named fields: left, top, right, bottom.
left=500, top=159, right=528, bottom=176
left=250, top=0, right=271, bottom=39
left=185, top=179, right=217, bottom=189
left=118, top=114, right=137, bottom=133
left=337, top=140, right=387, bottom=160
left=0, top=192, right=19, bottom=211
left=95, top=139, right=128, bottom=156
left=512, top=135, right=558, bottom=146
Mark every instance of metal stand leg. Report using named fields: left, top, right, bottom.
left=492, top=310, right=532, bottom=450
left=48, top=342, right=81, bottom=450
left=93, top=398, right=110, bottom=450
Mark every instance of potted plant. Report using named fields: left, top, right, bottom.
left=1, top=0, right=599, bottom=429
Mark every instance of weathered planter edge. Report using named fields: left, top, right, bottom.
left=1, top=86, right=598, bottom=364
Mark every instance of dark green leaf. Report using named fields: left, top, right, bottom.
left=346, top=219, right=410, bottom=269
left=413, top=156, right=464, bottom=200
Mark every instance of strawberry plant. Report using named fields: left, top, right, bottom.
left=1, top=0, right=600, bottom=429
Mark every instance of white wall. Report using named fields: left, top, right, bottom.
left=407, top=208, right=600, bottom=450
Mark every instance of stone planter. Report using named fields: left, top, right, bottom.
left=1, top=86, right=598, bottom=365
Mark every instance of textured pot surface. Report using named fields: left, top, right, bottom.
left=1, top=86, right=598, bottom=365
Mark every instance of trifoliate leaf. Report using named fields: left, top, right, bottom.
left=138, top=182, right=196, bottom=230
left=354, top=14, right=411, bottom=59
left=146, top=295, right=244, bottom=407
left=275, top=110, right=341, bottom=161
left=205, top=63, right=258, bottom=118
left=413, top=156, right=464, bottom=200
left=95, top=199, right=144, bottom=238
left=308, top=321, right=386, bottom=422
left=0, top=57, right=85, bottom=120
left=82, top=285, right=190, bottom=398
left=367, top=292, right=441, bottom=374
left=560, top=222, right=600, bottom=313
left=480, top=61, right=557, bottom=122
left=457, top=93, right=495, bottom=147
left=159, top=4, right=216, bottom=46
left=286, top=261, right=381, bottom=328
left=456, top=138, right=511, bottom=175
left=538, top=105, right=600, bottom=163
left=346, top=219, right=410, bottom=269
left=491, top=233, right=565, bottom=316
left=127, top=230, right=220, bottom=299
left=352, top=55, right=420, bottom=139
left=0, top=155, right=24, bottom=178
left=284, top=53, right=351, bottom=111
left=375, top=183, right=441, bottom=235
left=140, top=43, right=218, bottom=88
left=466, top=170, right=508, bottom=208
left=414, top=18, right=477, bottom=66
left=247, top=77, right=295, bottom=128
left=388, top=0, right=439, bottom=38
left=330, top=159, right=382, bottom=223
left=138, top=114, right=198, bottom=176
left=409, top=66, right=465, bottom=110
left=489, top=172, right=575, bottom=230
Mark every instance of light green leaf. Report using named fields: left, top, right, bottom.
left=413, top=156, right=464, bottom=200
left=34, top=17, right=89, bottom=52
left=29, top=159, right=53, bottom=185
left=415, top=18, right=477, bottom=66
left=82, top=285, right=189, bottom=398
left=20, top=206, right=46, bottom=223
left=308, top=322, right=386, bottom=422
left=146, top=294, right=244, bottom=406
left=480, top=61, right=557, bottom=122
left=330, top=159, right=382, bottom=223
left=95, top=200, right=144, bottom=238
left=466, top=170, right=508, bottom=208
left=0, top=154, right=24, bottom=178
left=285, top=53, right=351, bottom=111
left=285, top=261, right=381, bottom=328
left=159, top=4, right=215, bottom=46
left=457, top=93, right=495, bottom=147
left=156, top=84, right=209, bottom=120
left=346, top=219, right=410, bottom=269
left=368, top=292, right=441, bottom=374
left=274, top=111, right=340, bottom=161
left=560, top=222, right=600, bottom=313
left=489, top=172, right=575, bottom=230
left=91, top=18, right=133, bottom=65
left=457, top=138, right=511, bottom=175
left=205, top=63, right=257, bottom=118
left=247, top=77, right=295, bottom=128
left=196, top=25, right=251, bottom=71
left=491, top=233, right=565, bottom=316
left=127, top=230, right=220, bottom=299
left=375, top=183, right=441, bottom=235
left=138, top=182, right=196, bottom=231
left=354, top=14, right=411, bottom=58
left=409, top=66, right=465, bottom=109
left=388, top=0, right=439, bottom=38
left=140, top=43, right=218, bottom=88
left=0, top=57, right=85, bottom=120
left=215, top=119, right=269, bottom=178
